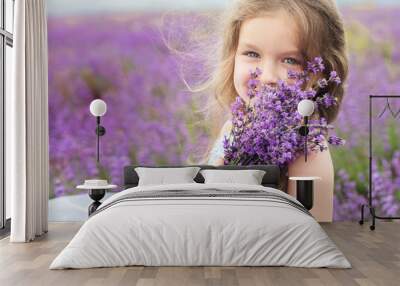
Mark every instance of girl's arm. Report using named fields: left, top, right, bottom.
left=213, top=157, right=225, bottom=166
left=287, top=138, right=334, bottom=222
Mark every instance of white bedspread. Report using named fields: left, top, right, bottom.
left=50, top=183, right=351, bottom=269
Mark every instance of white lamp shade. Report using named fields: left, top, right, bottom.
left=90, top=99, right=107, bottom=117
left=297, top=99, right=315, bottom=117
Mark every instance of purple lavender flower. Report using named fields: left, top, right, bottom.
left=316, top=93, right=336, bottom=107
left=307, top=57, right=325, bottom=74
left=329, top=71, right=341, bottom=85
left=328, top=135, right=346, bottom=146
left=223, top=57, right=344, bottom=168
left=247, top=68, right=262, bottom=99
left=317, top=78, right=328, bottom=88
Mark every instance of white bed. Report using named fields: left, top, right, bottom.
left=50, top=183, right=351, bottom=269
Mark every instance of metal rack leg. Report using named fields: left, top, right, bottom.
left=370, top=207, right=375, bottom=231
left=359, top=204, right=365, bottom=225
left=359, top=204, right=376, bottom=230
left=359, top=203, right=400, bottom=230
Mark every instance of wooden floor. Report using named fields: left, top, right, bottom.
left=0, top=222, right=399, bottom=286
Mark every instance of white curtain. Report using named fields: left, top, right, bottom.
left=6, top=0, right=49, bottom=242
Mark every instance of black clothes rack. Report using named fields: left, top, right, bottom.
left=360, top=95, right=400, bottom=230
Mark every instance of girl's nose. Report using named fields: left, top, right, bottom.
left=260, top=62, right=279, bottom=87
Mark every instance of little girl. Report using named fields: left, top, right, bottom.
left=203, top=0, right=348, bottom=222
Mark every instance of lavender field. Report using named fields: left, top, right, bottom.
left=48, top=7, right=400, bottom=221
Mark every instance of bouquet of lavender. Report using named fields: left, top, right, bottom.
left=223, top=57, right=345, bottom=167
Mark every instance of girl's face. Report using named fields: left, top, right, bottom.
left=234, top=9, right=304, bottom=103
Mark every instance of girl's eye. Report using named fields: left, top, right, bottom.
left=243, top=51, right=260, bottom=58
left=283, top=57, right=301, bottom=65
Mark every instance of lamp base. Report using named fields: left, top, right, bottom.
left=96, top=125, right=106, bottom=136
left=299, top=126, right=309, bottom=136
left=296, top=180, right=313, bottom=210
left=88, top=189, right=106, bottom=216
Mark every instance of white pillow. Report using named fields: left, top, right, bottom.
left=200, top=169, right=266, bottom=185
left=135, top=167, right=200, bottom=186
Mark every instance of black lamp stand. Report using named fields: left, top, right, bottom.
left=95, top=116, right=106, bottom=163
left=299, top=116, right=309, bottom=162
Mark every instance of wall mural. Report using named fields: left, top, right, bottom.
left=47, top=2, right=400, bottom=221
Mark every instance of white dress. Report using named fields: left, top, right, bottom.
left=207, top=121, right=231, bottom=165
